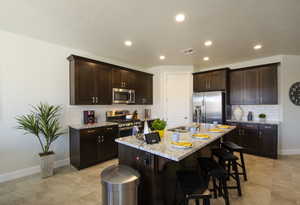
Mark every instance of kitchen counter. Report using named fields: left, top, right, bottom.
left=116, top=124, right=235, bottom=161
left=69, top=122, right=118, bottom=130
left=117, top=123, right=235, bottom=205
left=226, top=119, right=281, bottom=125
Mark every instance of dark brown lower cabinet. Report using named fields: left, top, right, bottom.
left=69, top=125, right=119, bottom=170
left=225, top=122, right=278, bottom=159
left=259, top=124, right=278, bottom=159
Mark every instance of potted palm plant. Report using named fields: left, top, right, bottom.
left=16, top=103, right=65, bottom=178
left=152, top=119, right=167, bottom=138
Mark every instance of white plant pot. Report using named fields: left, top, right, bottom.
left=259, top=118, right=266, bottom=123
left=40, top=152, right=55, bottom=178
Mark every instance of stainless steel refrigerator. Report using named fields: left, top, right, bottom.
left=192, top=91, right=225, bottom=124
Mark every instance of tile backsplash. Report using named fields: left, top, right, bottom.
left=231, top=105, right=280, bottom=121
left=65, top=105, right=153, bottom=125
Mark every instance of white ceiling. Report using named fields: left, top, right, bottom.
left=0, top=0, right=300, bottom=68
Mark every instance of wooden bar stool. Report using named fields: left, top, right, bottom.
left=222, top=141, right=248, bottom=181
left=198, top=157, right=230, bottom=205
left=212, top=148, right=242, bottom=197
left=175, top=170, right=211, bottom=205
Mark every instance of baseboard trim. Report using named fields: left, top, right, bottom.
left=0, top=158, right=70, bottom=183
left=280, top=149, right=300, bottom=155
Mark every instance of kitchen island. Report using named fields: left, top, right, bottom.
left=116, top=124, right=235, bottom=205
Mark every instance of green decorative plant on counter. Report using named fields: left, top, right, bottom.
left=152, top=119, right=167, bottom=138
left=16, top=103, right=66, bottom=178
left=258, top=113, right=266, bottom=122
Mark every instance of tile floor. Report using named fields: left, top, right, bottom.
left=0, top=154, right=300, bottom=205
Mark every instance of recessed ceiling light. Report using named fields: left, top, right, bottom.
left=254, top=44, right=262, bottom=50
left=204, top=41, right=213, bottom=47
left=175, top=13, right=185, bottom=22
left=203, top=57, right=210, bottom=61
left=124, top=41, right=132, bottom=47
left=159, top=55, right=166, bottom=60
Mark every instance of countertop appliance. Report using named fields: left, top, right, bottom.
left=106, top=110, right=142, bottom=137
left=112, top=88, right=135, bottom=104
left=83, top=110, right=96, bottom=124
left=193, top=91, right=225, bottom=124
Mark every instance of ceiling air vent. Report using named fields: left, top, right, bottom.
left=182, top=48, right=195, bottom=55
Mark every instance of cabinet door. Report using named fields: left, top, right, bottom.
left=209, top=70, right=227, bottom=91
left=259, top=125, right=278, bottom=159
left=193, top=74, right=199, bottom=92
left=229, top=71, right=244, bottom=105
left=225, top=122, right=241, bottom=145
left=259, top=66, right=278, bottom=104
left=135, top=73, right=153, bottom=105
left=80, top=130, right=99, bottom=168
left=144, top=75, right=153, bottom=104
left=98, top=126, right=118, bottom=161
left=194, top=73, right=210, bottom=92
left=95, top=63, right=112, bottom=105
left=243, top=69, right=259, bottom=104
left=121, top=69, right=130, bottom=88
left=75, top=60, right=97, bottom=105
left=112, top=68, right=122, bottom=88
left=241, top=124, right=259, bottom=155
left=135, top=72, right=144, bottom=104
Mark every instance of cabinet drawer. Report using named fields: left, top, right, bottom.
left=241, top=123, right=258, bottom=129
left=259, top=124, right=277, bottom=130
left=80, top=128, right=102, bottom=136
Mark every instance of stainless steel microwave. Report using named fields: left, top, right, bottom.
left=112, top=88, right=135, bottom=104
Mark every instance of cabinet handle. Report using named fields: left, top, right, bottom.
left=264, top=126, right=272, bottom=129
left=102, top=136, right=104, bottom=142
left=106, top=127, right=113, bottom=130
left=92, top=97, right=95, bottom=104
left=97, top=136, right=101, bottom=143
left=96, top=97, right=99, bottom=104
left=87, top=129, right=96, bottom=134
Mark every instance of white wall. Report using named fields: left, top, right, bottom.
left=280, top=55, right=300, bottom=154
left=0, top=30, right=150, bottom=181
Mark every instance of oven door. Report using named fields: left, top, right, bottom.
left=112, top=88, right=131, bottom=104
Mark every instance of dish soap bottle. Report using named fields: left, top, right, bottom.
left=143, top=120, right=150, bottom=135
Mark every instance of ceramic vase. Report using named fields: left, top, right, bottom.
left=233, top=106, right=244, bottom=121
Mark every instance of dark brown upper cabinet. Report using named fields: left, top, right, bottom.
left=193, top=69, right=228, bottom=92
left=243, top=69, right=260, bottom=104
left=68, top=55, right=153, bottom=105
left=68, top=55, right=112, bottom=105
left=259, top=65, right=278, bottom=104
left=112, top=68, right=136, bottom=89
left=229, top=70, right=244, bottom=105
left=135, top=72, right=153, bottom=105
left=229, top=64, right=278, bottom=105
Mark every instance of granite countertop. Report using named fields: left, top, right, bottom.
left=69, top=122, right=118, bottom=130
left=115, top=123, right=235, bottom=162
left=226, top=119, right=281, bottom=125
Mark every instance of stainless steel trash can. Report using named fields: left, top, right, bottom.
left=101, top=165, right=140, bottom=205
